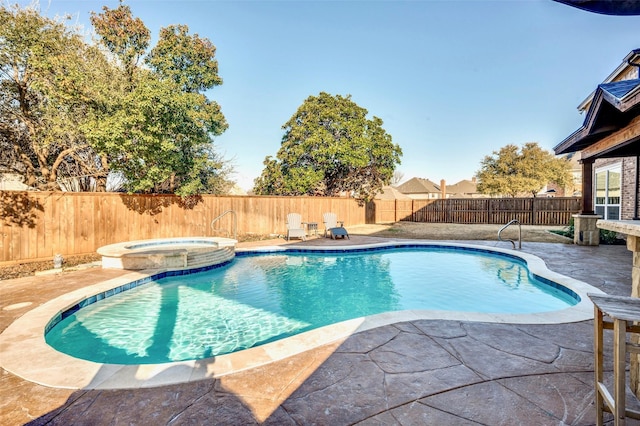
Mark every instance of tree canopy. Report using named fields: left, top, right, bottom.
left=253, top=92, right=402, bottom=202
left=0, top=3, right=231, bottom=195
left=476, top=142, right=572, bottom=197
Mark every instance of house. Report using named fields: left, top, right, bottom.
left=395, top=177, right=484, bottom=199
left=554, top=48, right=640, bottom=244
left=394, top=178, right=443, bottom=199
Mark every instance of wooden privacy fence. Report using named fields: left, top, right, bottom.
left=1, top=191, right=368, bottom=264
left=371, top=197, right=581, bottom=225
left=1, top=191, right=581, bottom=264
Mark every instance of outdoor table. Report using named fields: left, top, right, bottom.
left=589, top=293, right=640, bottom=425
left=304, top=222, right=318, bottom=237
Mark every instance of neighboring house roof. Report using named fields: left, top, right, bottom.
left=554, top=77, right=640, bottom=157
left=374, top=185, right=411, bottom=200
left=395, top=177, right=441, bottom=194
left=446, top=179, right=477, bottom=196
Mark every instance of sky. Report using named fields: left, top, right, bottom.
left=19, top=0, right=640, bottom=190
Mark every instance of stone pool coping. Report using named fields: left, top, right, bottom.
left=0, top=242, right=603, bottom=390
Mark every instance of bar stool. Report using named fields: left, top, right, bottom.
left=589, top=293, right=640, bottom=425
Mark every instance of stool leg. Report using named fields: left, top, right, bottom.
left=614, top=319, right=626, bottom=425
left=595, top=306, right=604, bottom=426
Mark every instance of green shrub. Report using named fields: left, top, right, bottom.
left=551, top=218, right=574, bottom=239
left=566, top=218, right=574, bottom=239
left=599, top=229, right=624, bottom=245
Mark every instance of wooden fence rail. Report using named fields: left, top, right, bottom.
left=1, top=191, right=581, bottom=264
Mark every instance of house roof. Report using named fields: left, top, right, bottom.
left=600, top=79, right=640, bottom=99
left=446, top=179, right=477, bottom=195
left=577, top=49, right=640, bottom=111
left=554, top=77, right=640, bottom=157
left=374, top=186, right=411, bottom=200
left=394, top=178, right=440, bottom=194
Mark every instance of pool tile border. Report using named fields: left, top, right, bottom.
left=0, top=241, right=604, bottom=390
left=44, top=260, right=234, bottom=335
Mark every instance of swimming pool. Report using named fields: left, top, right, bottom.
left=0, top=241, right=603, bottom=389
left=45, top=245, right=578, bottom=365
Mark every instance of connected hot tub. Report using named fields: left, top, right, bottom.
left=97, top=237, right=237, bottom=270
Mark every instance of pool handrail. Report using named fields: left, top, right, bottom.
left=211, top=210, right=237, bottom=241
left=498, top=219, right=522, bottom=250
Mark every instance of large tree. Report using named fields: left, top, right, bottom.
left=89, top=3, right=149, bottom=85
left=476, top=142, right=572, bottom=197
left=146, top=24, right=223, bottom=94
left=88, top=4, right=230, bottom=196
left=0, top=5, right=116, bottom=190
left=253, top=92, right=402, bottom=202
left=0, top=3, right=231, bottom=195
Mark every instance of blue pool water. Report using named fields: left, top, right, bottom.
left=45, top=247, right=578, bottom=364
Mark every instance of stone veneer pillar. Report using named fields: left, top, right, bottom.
left=573, top=214, right=601, bottom=246
left=597, top=220, right=640, bottom=396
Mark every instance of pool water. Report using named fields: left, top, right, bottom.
left=45, top=247, right=578, bottom=364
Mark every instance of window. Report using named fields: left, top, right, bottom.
left=594, top=165, right=621, bottom=220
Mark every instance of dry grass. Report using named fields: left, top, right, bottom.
left=349, top=221, right=572, bottom=243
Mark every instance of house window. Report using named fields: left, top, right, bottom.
left=594, top=165, right=621, bottom=220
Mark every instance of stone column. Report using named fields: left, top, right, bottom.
left=573, top=214, right=601, bottom=246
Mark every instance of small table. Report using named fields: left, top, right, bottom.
left=589, top=293, right=640, bottom=425
left=305, top=222, right=318, bottom=237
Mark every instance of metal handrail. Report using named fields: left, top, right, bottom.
left=498, top=219, right=521, bottom=249
left=210, top=210, right=237, bottom=241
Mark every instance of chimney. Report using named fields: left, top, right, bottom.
left=440, top=179, right=446, bottom=199
left=472, top=177, right=477, bottom=183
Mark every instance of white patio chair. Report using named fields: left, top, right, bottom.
left=322, top=212, right=347, bottom=239
left=286, top=213, right=306, bottom=241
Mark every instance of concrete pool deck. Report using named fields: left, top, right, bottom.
left=0, top=235, right=636, bottom=425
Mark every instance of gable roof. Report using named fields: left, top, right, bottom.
left=446, top=179, right=478, bottom=195
left=600, top=79, right=640, bottom=99
left=577, top=49, right=640, bottom=111
left=374, top=185, right=411, bottom=200
left=395, top=177, right=440, bottom=194
left=554, top=77, right=640, bottom=157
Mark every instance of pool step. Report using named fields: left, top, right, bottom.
left=187, top=247, right=235, bottom=268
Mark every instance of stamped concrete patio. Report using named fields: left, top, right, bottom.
left=0, top=233, right=636, bottom=425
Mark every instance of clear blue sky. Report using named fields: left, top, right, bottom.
left=24, top=0, right=640, bottom=190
